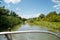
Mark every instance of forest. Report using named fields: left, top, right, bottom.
left=0, top=6, right=26, bottom=31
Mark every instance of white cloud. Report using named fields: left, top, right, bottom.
left=26, top=13, right=40, bottom=18
left=52, top=0, right=60, bottom=9
left=17, top=12, right=40, bottom=19
left=33, top=13, right=40, bottom=17
left=52, top=0, right=60, bottom=4
left=5, top=4, right=10, bottom=9
left=15, top=7, right=21, bottom=11
left=16, top=7, right=19, bottom=11
left=4, top=0, right=21, bottom=4
left=53, top=4, right=60, bottom=9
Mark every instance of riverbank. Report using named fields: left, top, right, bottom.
left=2, top=23, right=25, bottom=32
left=28, top=21, right=60, bottom=33
left=11, top=23, right=23, bottom=31
left=0, top=7, right=26, bottom=32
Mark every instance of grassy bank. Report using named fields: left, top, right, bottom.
left=28, top=21, right=60, bottom=32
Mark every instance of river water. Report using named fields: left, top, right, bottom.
left=0, top=23, right=60, bottom=40
left=17, top=23, right=60, bottom=36
left=18, top=23, right=47, bottom=31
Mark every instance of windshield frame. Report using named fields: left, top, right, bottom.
left=0, top=30, right=60, bottom=39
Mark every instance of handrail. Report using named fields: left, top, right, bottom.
left=0, top=30, right=60, bottom=39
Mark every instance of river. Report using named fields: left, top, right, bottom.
left=18, top=23, right=60, bottom=35
left=0, top=23, right=60, bottom=40
left=17, top=23, right=47, bottom=31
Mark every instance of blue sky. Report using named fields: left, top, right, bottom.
left=0, top=0, right=60, bottom=18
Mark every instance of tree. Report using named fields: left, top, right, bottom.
left=46, top=11, right=59, bottom=22
left=58, top=13, right=60, bottom=15
left=46, top=11, right=57, bottom=17
left=0, top=16, right=11, bottom=31
left=10, top=11, right=18, bottom=17
left=0, top=7, right=25, bottom=31
left=0, top=7, right=9, bottom=15
left=3, top=6, right=5, bottom=8
left=39, top=14, right=45, bottom=19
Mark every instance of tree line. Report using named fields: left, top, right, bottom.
left=28, top=11, right=60, bottom=22
left=39, top=11, right=60, bottom=22
left=0, top=6, right=26, bottom=31
left=27, top=11, right=60, bottom=32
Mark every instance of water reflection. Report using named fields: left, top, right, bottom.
left=18, top=23, right=47, bottom=31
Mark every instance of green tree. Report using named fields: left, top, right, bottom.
left=39, top=14, right=45, bottom=19
left=10, top=11, right=18, bottom=17
left=0, top=16, right=11, bottom=31
left=0, top=7, right=9, bottom=15
left=58, top=13, right=60, bottom=15
left=0, top=7, right=25, bottom=31
left=45, top=11, right=57, bottom=22
left=46, top=11, right=57, bottom=17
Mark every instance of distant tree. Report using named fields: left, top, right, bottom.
left=39, top=14, right=45, bottom=19
left=0, top=7, right=9, bottom=15
left=10, top=11, right=18, bottom=17
left=3, top=6, right=5, bottom=8
left=18, top=17, right=22, bottom=19
left=10, top=11, right=13, bottom=16
left=22, top=18, right=27, bottom=21
left=46, top=11, right=57, bottom=17
left=46, top=11, right=58, bottom=22
left=58, top=13, right=60, bottom=15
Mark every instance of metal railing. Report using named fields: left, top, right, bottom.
left=0, top=30, right=60, bottom=40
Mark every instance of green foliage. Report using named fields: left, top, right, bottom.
left=33, top=11, right=60, bottom=22
left=46, top=11, right=57, bottom=17
left=6, top=16, right=21, bottom=27
left=27, top=11, right=60, bottom=32
left=0, top=16, right=10, bottom=31
left=39, top=11, right=60, bottom=22
left=58, top=13, right=60, bottom=15
left=10, top=11, right=18, bottom=17
left=0, top=7, right=9, bottom=15
left=0, top=7, right=25, bottom=31
left=39, top=14, right=45, bottom=19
